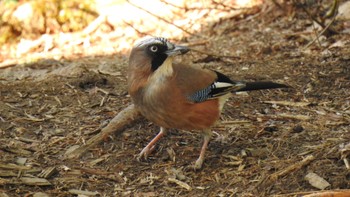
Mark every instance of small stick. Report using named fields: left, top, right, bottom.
left=303, top=13, right=337, bottom=49
left=65, top=104, right=141, bottom=159
left=257, top=155, right=315, bottom=190
left=122, top=20, right=150, bottom=37
left=126, top=0, right=197, bottom=37
left=269, top=155, right=315, bottom=181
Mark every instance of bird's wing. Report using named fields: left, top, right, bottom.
left=172, top=64, right=244, bottom=103
left=186, top=70, right=245, bottom=103
left=173, top=63, right=288, bottom=103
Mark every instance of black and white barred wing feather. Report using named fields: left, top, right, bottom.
left=187, top=71, right=245, bottom=103
left=187, top=70, right=288, bottom=103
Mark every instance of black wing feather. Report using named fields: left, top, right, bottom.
left=187, top=70, right=288, bottom=103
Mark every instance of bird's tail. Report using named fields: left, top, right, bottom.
left=237, top=81, right=289, bottom=92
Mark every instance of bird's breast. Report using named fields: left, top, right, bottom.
left=136, top=83, right=222, bottom=130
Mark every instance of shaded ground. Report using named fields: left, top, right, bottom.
left=1, top=3, right=350, bottom=197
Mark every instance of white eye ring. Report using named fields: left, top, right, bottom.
left=150, top=45, right=158, bottom=52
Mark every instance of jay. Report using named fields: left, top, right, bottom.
left=127, top=37, right=288, bottom=169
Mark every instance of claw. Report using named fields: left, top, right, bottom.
left=193, top=158, right=204, bottom=170
left=136, top=127, right=166, bottom=162
left=137, top=145, right=155, bottom=161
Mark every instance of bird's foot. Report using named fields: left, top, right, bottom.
left=185, top=158, right=204, bottom=171
left=137, top=145, right=155, bottom=161
left=193, top=158, right=204, bottom=170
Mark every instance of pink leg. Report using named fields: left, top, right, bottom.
left=137, top=127, right=166, bottom=160
left=194, top=129, right=212, bottom=169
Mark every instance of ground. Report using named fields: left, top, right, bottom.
left=0, top=2, right=350, bottom=197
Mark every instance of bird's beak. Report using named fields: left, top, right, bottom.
left=165, top=45, right=190, bottom=56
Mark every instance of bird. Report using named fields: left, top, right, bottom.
left=127, top=36, right=288, bottom=169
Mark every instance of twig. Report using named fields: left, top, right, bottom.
left=126, top=0, right=197, bottom=37
left=296, top=0, right=337, bottom=35
left=260, top=113, right=311, bottom=121
left=263, top=101, right=311, bottom=107
left=325, top=0, right=339, bottom=18
left=160, top=0, right=235, bottom=12
left=298, top=1, right=326, bottom=29
left=303, top=13, right=337, bottom=49
left=311, top=18, right=323, bottom=48
left=269, top=155, right=315, bottom=181
left=270, top=0, right=283, bottom=10
left=65, top=104, right=141, bottom=159
left=122, top=20, right=150, bottom=37
left=257, top=155, right=315, bottom=191
left=82, top=15, right=107, bottom=35
left=211, top=0, right=249, bottom=10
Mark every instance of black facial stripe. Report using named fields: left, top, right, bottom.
left=146, top=44, right=168, bottom=71
left=151, top=53, right=167, bottom=71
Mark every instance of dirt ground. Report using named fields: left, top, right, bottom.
left=1, top=2, right=350, bottom=197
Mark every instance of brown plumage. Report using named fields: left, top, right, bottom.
left=128, top=37, right=288, bottom=169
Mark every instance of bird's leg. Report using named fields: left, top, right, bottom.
left=194, top=129, right=212, bottom=170
left=137, top=127, right=166, bottom=161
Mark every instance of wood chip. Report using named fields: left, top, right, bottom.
left=68, top=189, right=99, bottom=196
left=264, top=101, right=312, bottom=107
left=88, top=157, right=107, bottom=166
left=166, top=147, right=176, bottom=162
left=15, top=137, right=40, bottom=143
left=33, top=192, right=50, bottom=197
left=168, top=178, right=192, bottom=191
left=305, top=172, right=330, bottom=190
left=64, top=145, right=80, bottom=156
left=37, top=167, right=58, bottom=178
left=224, top=161, right=243, bottom=166
left=221, top=120, right=251, bottom=124
left=20, top=177, right=51, bottom=186
left=0, top=163, right=31, bottom=170
left=0, top=192, right=10, bottom=197
left=1, top=146, right=32, bottom=156
left=15, top=157, right=27, bottom=166
left=277, top=113, right=311, bottom=121
left=0, top=170, right=17, bottom=177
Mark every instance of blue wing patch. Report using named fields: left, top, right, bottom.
left=187, top=71, right=246, bottom=103
left=187, top=84, right=216, bottom=102
left=187, top=82, right=245, bottom=103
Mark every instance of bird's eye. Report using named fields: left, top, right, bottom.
left=150, top=45, right=158, bottom=52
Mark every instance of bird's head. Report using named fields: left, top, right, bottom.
left=128, top=37, right=190, bottom=72
left=127, top=37, right=189, bottom=97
